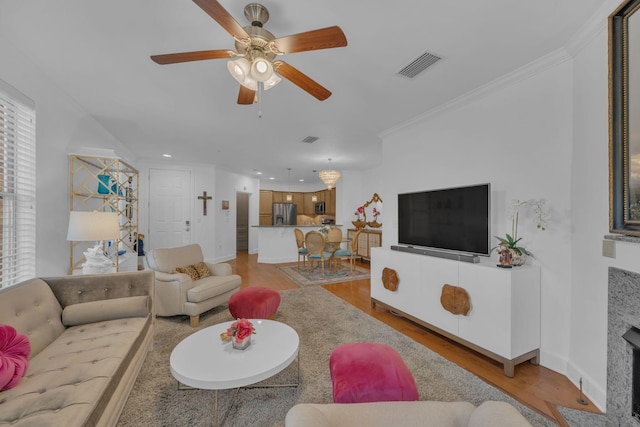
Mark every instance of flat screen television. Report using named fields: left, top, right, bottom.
left=397, top=183, right=491, bottom=257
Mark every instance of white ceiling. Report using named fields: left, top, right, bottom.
left=0, top=0, right=607, bottom=186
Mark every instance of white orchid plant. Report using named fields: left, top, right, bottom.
left=493, top=198, right=549, bottom=257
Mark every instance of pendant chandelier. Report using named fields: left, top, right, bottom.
left=319, top=158, right=341, bottom=189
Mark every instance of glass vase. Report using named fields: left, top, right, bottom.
left=232, top=335, right=251, bottom=350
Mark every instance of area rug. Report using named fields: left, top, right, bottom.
left=117, top=287, right=556, bottom=427
left=277, top=263, right=370, bottom=287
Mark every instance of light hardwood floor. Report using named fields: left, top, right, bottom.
left=226, top=252, right=602, bottom=425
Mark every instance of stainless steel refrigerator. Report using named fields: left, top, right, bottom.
left=272, top=203, right=297, bottom=225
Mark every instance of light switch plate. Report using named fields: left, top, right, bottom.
left=603, top=239, right=616, bottom=258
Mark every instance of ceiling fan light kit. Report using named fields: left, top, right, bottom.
left=150, top=0, right=347, bottom=105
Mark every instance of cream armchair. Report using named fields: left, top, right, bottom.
left=146, top=244, right=241, bottom=327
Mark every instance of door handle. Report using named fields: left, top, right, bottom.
left=185, top=220, right=190, bottom=232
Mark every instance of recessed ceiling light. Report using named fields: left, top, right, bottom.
left=269, top=177, right=275, bottom=180
left=256, top=171, right=262, bottom=175
left=162, top=154, right=172, bottom=158
left=299, top=179, right=304, bottom=182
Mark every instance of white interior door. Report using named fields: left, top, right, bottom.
left=149, top=168, right=191, bottom=250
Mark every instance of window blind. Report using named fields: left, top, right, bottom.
left=0, top=79, right=36, bottom=288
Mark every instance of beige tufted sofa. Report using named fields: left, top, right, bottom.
left=0, top=270, right=154, bottom=427
left=285, top=400, right=533, bottom=427
left=146, top=244, right=241, bottom=327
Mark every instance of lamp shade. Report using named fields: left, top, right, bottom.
left=227, top=58, right=257, bottom=91
left=67, top=211, right=120, bottom=241
left=263, top=73, right=281, bottom=90
left=250, top=58, right=274, bottom=82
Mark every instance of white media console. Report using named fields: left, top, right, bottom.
left=370, top=246, right=541, bottom=377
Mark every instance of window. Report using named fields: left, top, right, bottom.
left=0, top=79, right=36, bottom=288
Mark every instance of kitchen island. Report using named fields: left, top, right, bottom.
left=254, top=225, right=343, bottom=264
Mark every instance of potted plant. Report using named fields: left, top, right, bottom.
left=352, top=205, right=366, bottom=229
left=493, top=199, right=548, bottom=266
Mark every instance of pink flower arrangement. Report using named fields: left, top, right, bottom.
left=227, top=318, right=255, bottom=341
left=354, top=206, right=364, bottom=221
left=372, top=207, right=380, bottom=220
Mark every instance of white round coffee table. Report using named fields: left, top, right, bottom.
left=170, top=319, right=299, bottom=425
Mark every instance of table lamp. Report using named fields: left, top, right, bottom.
left=67, top=211, right=120, bottom=274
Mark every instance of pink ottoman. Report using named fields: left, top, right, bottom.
left=330, top=343, right=419, bottom=403
left=228, top=286, right=281, bottom=319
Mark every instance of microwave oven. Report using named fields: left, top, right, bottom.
left=314, top=202, right=325, bottom=214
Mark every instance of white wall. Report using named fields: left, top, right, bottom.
left=378, top=51, right=576, bottom=394
left=0, top=41, right=135, bottom=277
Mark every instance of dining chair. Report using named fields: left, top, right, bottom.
left=305, top=230, right=330, bottom=278
left=335, top=229, right=362, bottom=272
left=326, top=227, right=343, bottom=248
left=325, top=227, right=343, bottom=272
left=294, top=228, right=307, bottom=270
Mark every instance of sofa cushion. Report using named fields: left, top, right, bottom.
left=285, top=401, right=476, bottom=427
left=61, top=296, right=150, bottom=326
left=193, top=262, right=211, bottom=279
left=0, top=324, right=30, bottom=391
left=187, top=276, right=242, bottom=303
left=174, top=265, right=200, bottom=281
left=146, top=244, right=204, bottom=273
left=0, top=278, right=65, bottom=359
left=468, top=401, right=533, bottom=427
left=175, top=262, right=211, bottom=281
left=0, top=316, right=150, bottom=426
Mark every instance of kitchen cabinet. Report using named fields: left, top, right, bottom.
left=292, top=192, right=304, bottom=208
left=272, top=192, right=284, bottom=203
left=303, top=193, right=315, bottom=214
left=326, top=188, right=336, bottom=215
left=260, top=188, right=337, bottom=220
left=259, top=190, right=272, bottom=214
left=259, top=215, right=272, bottom=226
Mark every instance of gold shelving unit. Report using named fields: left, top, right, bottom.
left=69, top=155, right=139, bottom=274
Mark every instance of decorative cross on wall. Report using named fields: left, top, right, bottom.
left=198, top=191, right=213, bottom=216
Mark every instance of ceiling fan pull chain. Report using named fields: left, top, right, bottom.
left=258, top=81, right=264, bottom=118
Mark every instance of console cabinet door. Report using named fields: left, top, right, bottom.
left=371, top=248, right=458, bottom=336
left=418, top=255, right=459, bottom=336
left=457, top=263, right=540, bottom=359
left=371, top=248, right=422, bottom=317
left=456, top=264, right=511, bottom=357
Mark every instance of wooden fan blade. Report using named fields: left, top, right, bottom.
left=273, top=61, right=331, bottom=101
left=192, top=0, right=249, bottom=39
left=272, top=26, right=347, bottom=55
left=151, top=50, right=235, bottom=65
left=237, top=85, right=256, bottom=105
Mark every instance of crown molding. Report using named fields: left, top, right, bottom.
left=565, top=0, right=621, bottom=56
left=380, top=48, right=572, bottom=138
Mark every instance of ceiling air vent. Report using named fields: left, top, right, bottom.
left=398, top=51, right=442, bottom=78
left=301, top=136, right=319, bottom=143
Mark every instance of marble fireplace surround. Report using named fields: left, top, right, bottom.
left=559, top=267, right=640, bottom=426
left=606, top=267, right=640, bottom=425
left=558, top=267, right=640, bottom=427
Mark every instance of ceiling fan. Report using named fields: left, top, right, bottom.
left=151, top=0, right=348, bottom=105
